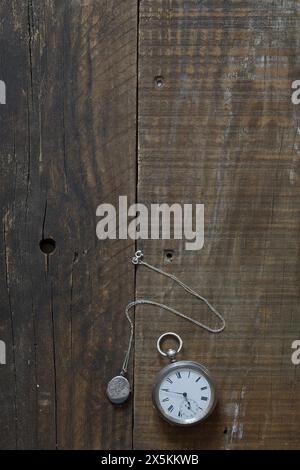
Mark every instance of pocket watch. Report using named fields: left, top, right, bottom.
left=152, top=332, right=217, bottom=426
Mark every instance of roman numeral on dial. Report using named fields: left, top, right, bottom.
left=168, top=405, right=174, bottom=413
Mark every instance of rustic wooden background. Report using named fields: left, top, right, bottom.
left=1, top=0, right=300, bottom=450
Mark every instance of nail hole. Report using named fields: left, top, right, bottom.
left=164, top=250, right=174, bottom=262
left=39, top=238, right=56, bottom=255
left=223, top=428, right=228, bottom=434
left=154, top=75, right=164, bottom=89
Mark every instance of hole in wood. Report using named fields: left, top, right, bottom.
left=154, top=75, right=164, bottom=89
left=39, top=238, right=56, bottom=255
left=164, top=250, right=174, bottom=262
left=223, top=428, right=228, bottom=434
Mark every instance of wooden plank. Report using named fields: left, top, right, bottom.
left=0, top=0, right=137, bottom=449
left=134, top=0, right=300, bottom=449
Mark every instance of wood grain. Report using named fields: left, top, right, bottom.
left=0, top=0, right=137, bottom=449
left=134, top=0, right=300, bottom=449
left=1, top=0, right=300, bottom=451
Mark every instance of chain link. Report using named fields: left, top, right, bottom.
left=121, top=251, right=226, bottom=374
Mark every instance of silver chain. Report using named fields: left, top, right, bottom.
left=121, top=251, right=226, bottom=374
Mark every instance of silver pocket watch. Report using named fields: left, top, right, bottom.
left=152, top=332, right=217, bottom=426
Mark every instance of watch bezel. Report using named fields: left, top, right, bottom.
left=152, top=360, right=217, bottom=426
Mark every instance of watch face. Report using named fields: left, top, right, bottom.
left=152, top=361, right=216, bottom=426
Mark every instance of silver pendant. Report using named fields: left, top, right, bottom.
left=106, top=375, right=130, bottom=404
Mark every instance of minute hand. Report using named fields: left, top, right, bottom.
left=161, top=389, right=185, bottom=395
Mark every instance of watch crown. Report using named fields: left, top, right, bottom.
left=166, top=348, right=177, bottom=362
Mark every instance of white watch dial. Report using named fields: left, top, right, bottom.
left=157, top=366, right=213, bottom=424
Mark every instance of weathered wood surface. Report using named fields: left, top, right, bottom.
left=134, top=0, right=300, bottom=449
left=0, top=0, right=137, bottom=449
left=1, top=0, right=300, bottom=450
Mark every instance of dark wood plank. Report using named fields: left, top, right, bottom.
left=134, top=0, right=300, bottom=449
left=0, top=0, right=137, bottom=449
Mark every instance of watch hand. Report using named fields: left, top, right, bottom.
left=185, top=399, right=191, bottom=409
left=183, top=392, right=191, bottom=409
left=161, top=389, right=185, bottom=396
